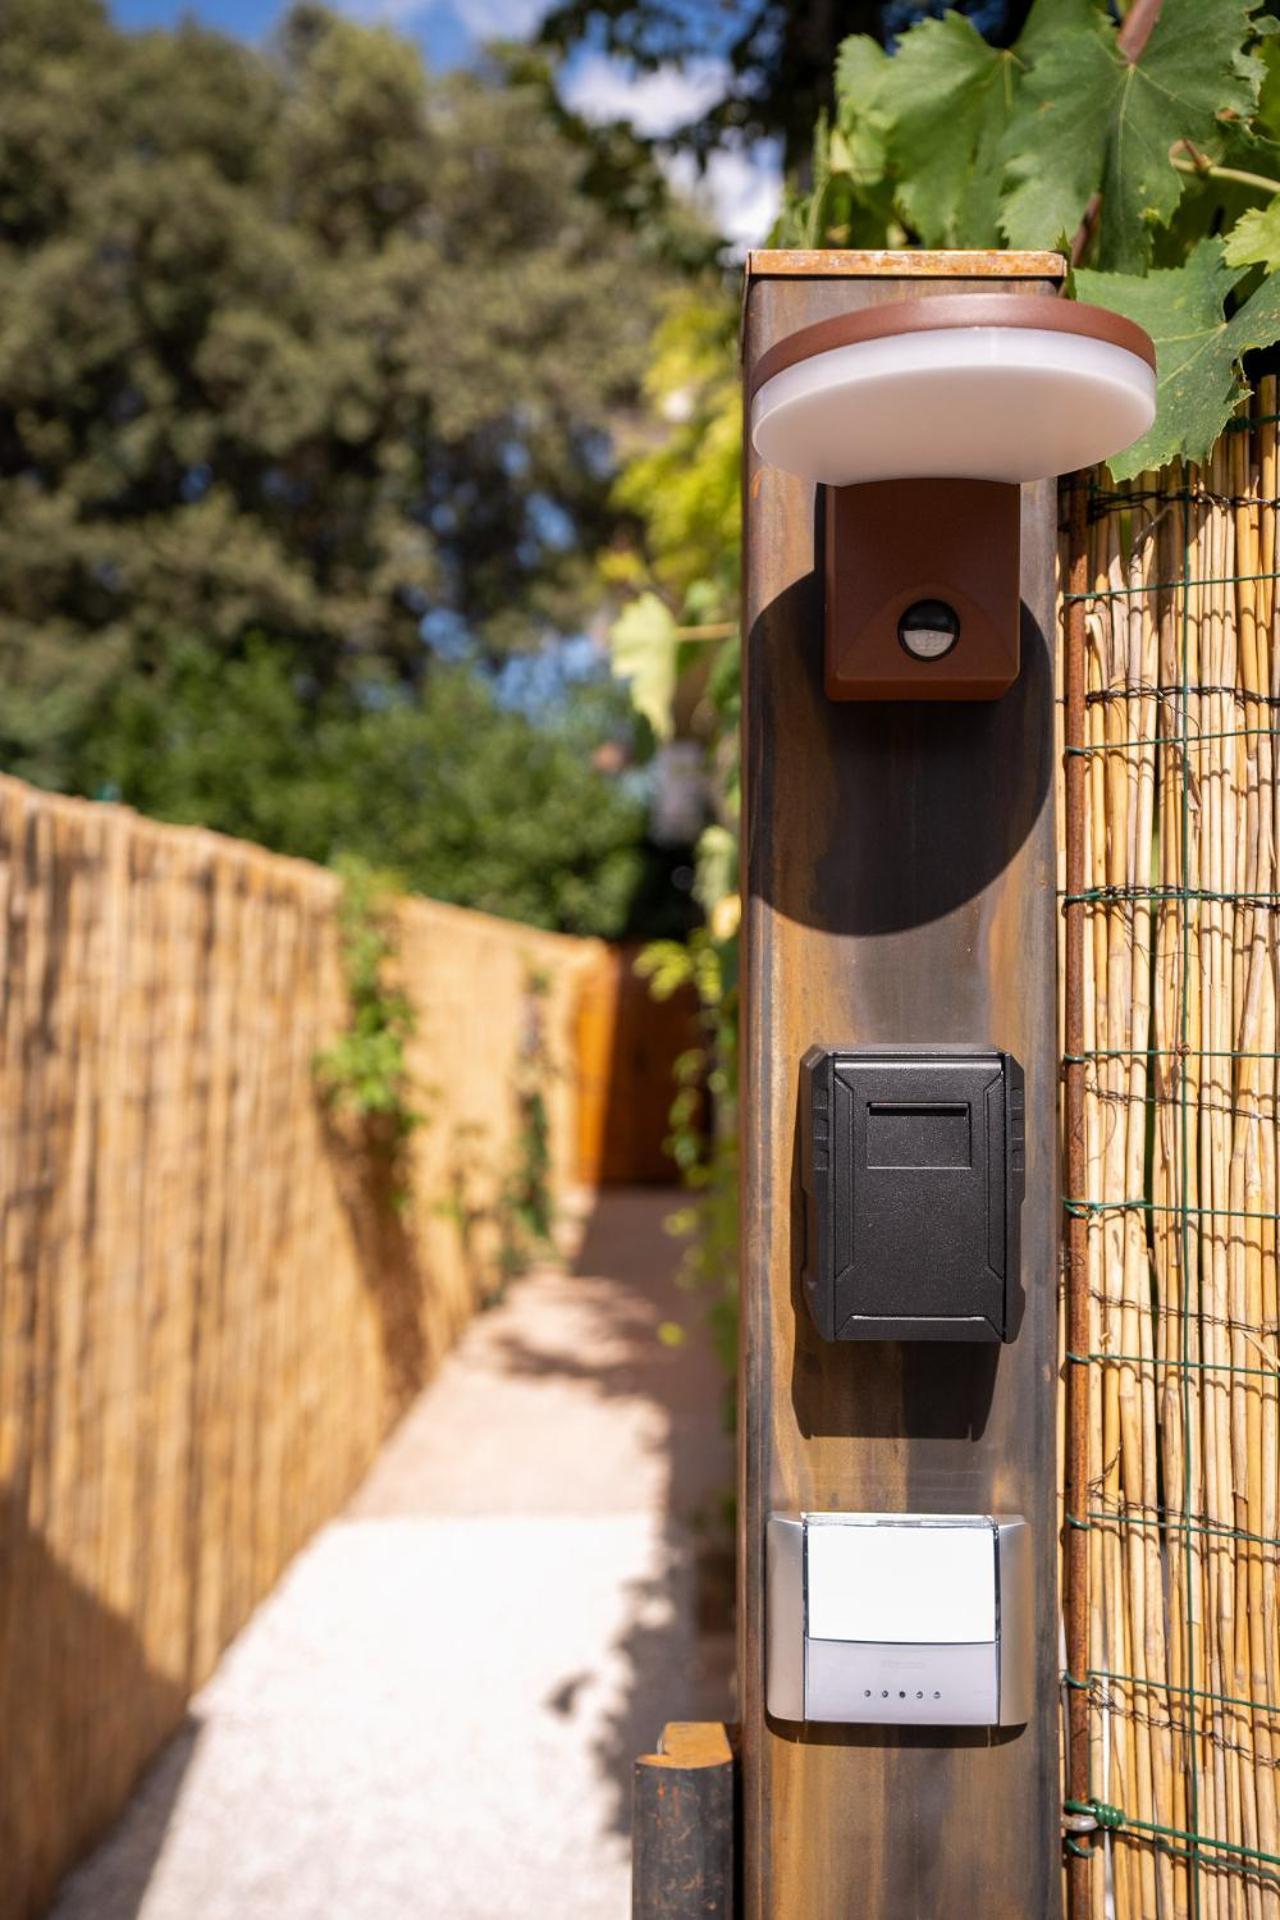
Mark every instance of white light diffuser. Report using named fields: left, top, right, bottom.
left=752, top=324, right=1156, bottom=487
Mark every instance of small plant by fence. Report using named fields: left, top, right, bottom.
left=1062, top=377, right=1280, bottom=1919
left=0, top=777, right=597, bottom=1920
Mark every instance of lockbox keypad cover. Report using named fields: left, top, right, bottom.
left=799, top=1045, right=1025, bottom=1341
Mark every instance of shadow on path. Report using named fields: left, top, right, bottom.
left=43, top=1189, right=734, bottom=1920
left=487, top=1190, right=736, bottom=1838
left=48, top=1721, right=203, bottom=1920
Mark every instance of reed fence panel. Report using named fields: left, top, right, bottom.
left=0, top=776, right=597, bottom=1920
left=1062, top=381, right=1280, bottom=1920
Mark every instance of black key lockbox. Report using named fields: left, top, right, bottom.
left=799, top=1045, right=1025, bottom=1343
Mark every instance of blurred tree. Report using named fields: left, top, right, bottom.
left=0, top=0, right=678, bottom=789
left=601, top=278, right=743, bottom=1388
left=503, top=46, right=724, bottom=274
left=537, top=0, right=1036, bottom=172
left=90, top=639, right=654, bottom=937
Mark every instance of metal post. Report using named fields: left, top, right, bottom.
left=739, top=249, right=1066, bottom=1919
left=632, top=1722, right=737, bottom=1919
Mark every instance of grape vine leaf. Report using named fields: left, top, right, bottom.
left=1224, top=201, right=1280, bottom=275
left=1000, top=0, right=1266, bottom=271
left=869, top=0, right=1095, bottom=250
left=1256, top=31, right=1280, bottom=140
left=1076, top=239, right=1280, bottom=478
left=875, top=13, right=1026, bottom=247
left=609, top=590, right=678, bottom=740
left=832, top=36, right=890, bottom=190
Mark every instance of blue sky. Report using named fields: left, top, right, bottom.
left=109, top=0, right=534, bottom=67
left=114, top=0, right=278, bottom=36
left=108, top=0, right=780, bottom=248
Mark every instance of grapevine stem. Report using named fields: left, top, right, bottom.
left=1170, top=151, right=1280, bottom=198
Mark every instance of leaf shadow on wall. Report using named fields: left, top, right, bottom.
left=320, top=1112, right=430, bottom=1414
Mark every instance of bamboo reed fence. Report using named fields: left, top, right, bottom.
left=1061, top=379, right=1280, bottom=1919
left=0, top=775, right=599, bottom=1920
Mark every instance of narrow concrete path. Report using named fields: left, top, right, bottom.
left=51, top=1190, right=734, bottom=1920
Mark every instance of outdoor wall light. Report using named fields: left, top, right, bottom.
left=749, top=293, right=1156, bottom=700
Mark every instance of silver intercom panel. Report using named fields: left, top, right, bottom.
left=766, top=1511, right=1032, bottom=1728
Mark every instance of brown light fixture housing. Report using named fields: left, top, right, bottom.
left=749, top=293, right=1157, bottom=701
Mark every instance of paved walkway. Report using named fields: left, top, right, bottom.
left=51, top=1190, right=734, bottom=1920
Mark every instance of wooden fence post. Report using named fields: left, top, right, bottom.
left=738, top=249, right=1066, bottom=1918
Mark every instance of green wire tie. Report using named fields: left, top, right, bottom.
left=1067, top=1351, right=1280, bottom=1386
left=1065, top=726, right=1280, bottom=755
left=1064, top=1800, right=1280, bottom=1872
left=1071, top=1508, right=1280, bottom=1552
left=1065, top=1196, right=1280, bottom=1223
left=1062, top=884, right=1280, bottom=907
left=1063, top=1047, right=1280, bottom=1061
left=1084, top=1666, right=1280, bottom=1722
left=1064, top=569, right=1280, bottom=601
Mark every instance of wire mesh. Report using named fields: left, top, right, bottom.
left=1062, top=384, right=1280, bottom=1920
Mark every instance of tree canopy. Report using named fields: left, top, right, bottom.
left=0, top=0, right=675, bottom=781
left=0, top=0, right=701, bottom=937
left=93, top=640, right=655, bottom=937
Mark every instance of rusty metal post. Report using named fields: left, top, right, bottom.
left=632, top=1722, right=737, bottom=1919
left=739, top=249, right=1067, bottom=1919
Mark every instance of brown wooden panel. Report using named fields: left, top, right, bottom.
left=575, top=945, right=699, bottom=1184
left=739, top=261, right=1064, bottom=1919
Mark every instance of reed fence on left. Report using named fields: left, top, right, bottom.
left=0, top=775, right=598, bottom=1920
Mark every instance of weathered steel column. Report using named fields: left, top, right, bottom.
left=739, top=249, right=1065, bottom=1919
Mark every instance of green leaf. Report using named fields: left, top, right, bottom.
left=635, top=938, right=695, bottom=998
left=803, top=107, right=834, bottom=246
left=1015, top=0, right=1098, bottom=62
left=1076, top=239, right=1280, bottom=477
left=877, top=12, right=1023, bottom=247
left=871, top=0, right=1094, bottom=249
left=1255, top=31, right=1280, bottom=143
left=803, top=34, right=899, bottom=246
left=1001, top=0, right=1265, bottom=270
left=609, top=590, right=679, bottom=741
left=999, top=19, right=1113, bottom=254
left=693, top=821, right=737, bottom=920
left=833, top=35, right=890, bottom=187
left=1224, top=200, right=1280, bottom=273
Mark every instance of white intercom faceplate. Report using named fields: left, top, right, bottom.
left=766, top=1511, right=1031, bottom=1728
